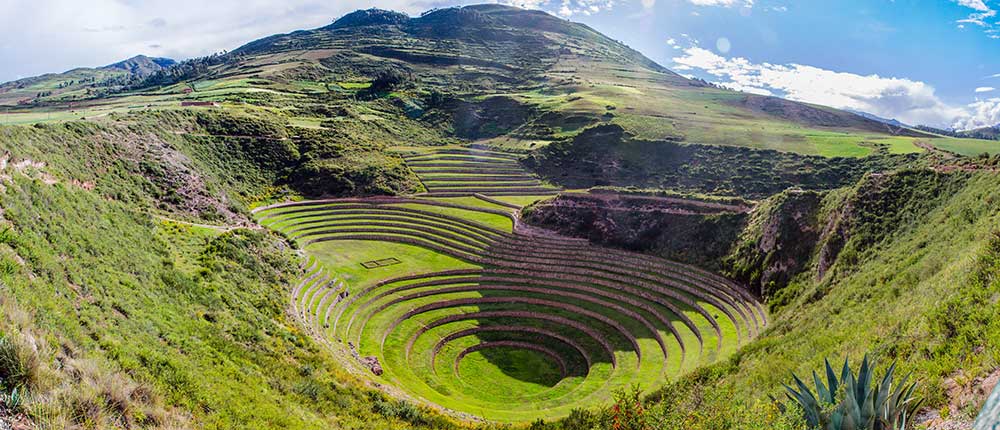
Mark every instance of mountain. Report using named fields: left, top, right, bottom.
left=230, top=4, right=679, bottom=92
left=916, top=123, right=1000, bottom=142
left=959, top=124, right=1000, bottom=140
left=846, top=108, right=909, bottom=128
left=1, top=4, right=958, bottom=155
left=123, top=4, right=936, bottom=155
left=103, top=54, right=176, bottom=75
left=0, top=54, right=174, bottom=106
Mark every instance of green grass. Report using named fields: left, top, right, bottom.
left=807, top=134, right=875, bottom=158
left=307, top=240, right=480, bottom=288
left=0, top=179, right=430, bottom=429
left=0, top=112, right=468, bottom=429
left=338, top=82, right=372, bottom=90
left=642, top=170, right=1000, bottom=429
left=456, top=347, right=564, bottom=392
left=805, top=134, right=925, bottom=158
left=393, top=203, right=514, bottom=231
left=929, top=137, right=1000, bottom=156
left=490, top=195, right=565, bottom=207
left=255, top=196, right=756, bottom=423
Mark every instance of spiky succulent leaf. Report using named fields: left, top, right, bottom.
left=785, top=379, right=822, bottom=427
left=826, top=358, right=840, bottom=402
left=786, top=356, right=921, bottom=430
left=815, top=370, right=833, bottom=404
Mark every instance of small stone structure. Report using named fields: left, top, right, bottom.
left=361, top=356, right=383, bottom=376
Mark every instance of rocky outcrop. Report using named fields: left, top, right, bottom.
left=361, top=356, right=383, bottom=376
left=726, top=190, right=824, bottom=297
left=522, top=191, right=750, bottom=270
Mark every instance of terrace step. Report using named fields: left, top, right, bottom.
left=256, top=197, right=766, bottom=419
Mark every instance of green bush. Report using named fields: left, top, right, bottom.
left=371, top=393, right=426, bottom=426
left=0, top=334, right=28, bottom=391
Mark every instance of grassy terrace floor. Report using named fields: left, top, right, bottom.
left=397, top=147, right=562, bottom=198
left=253, top=186, right=765, bottom=422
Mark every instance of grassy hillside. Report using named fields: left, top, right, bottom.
left=715, top=170, right=999, bottom=424
left=522, top=170, right=1000, bottom=428
left=0, top=114, right=476, bottom=429
left=0, top=56, right=174, bottom=107
left=4, top=5, right=996, bottom=157
left=523, top=124, right=924, bottom=199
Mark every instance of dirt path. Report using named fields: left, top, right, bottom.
left=170, top=130, right=290, bottom=141
left=555, top=191, right=754, bottom=213
left=152, top=214, right=257, bottom=232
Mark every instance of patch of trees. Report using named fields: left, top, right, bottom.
left=369, top=68, right=412, bottom=93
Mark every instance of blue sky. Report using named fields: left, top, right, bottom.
left=1, top=0, right=999, bottom=128
left=563, top=0, right=1000, bottom=129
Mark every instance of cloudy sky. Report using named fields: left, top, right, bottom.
left=2, top=0, right=1000, bottom=129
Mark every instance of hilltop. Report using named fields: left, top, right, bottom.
left=0, top=54, right=174, bottom=106
left=104, top=55, right=177, bottom=75
left=5, top=5, right=991, bottom=157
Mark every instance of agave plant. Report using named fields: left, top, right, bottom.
left=783, top=355, right=921, bottom=430
left=3, top=386, right=24, bottom=411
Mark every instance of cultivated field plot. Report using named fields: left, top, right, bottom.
left=254, top=188, right=766, bottom=422
left=401, top=147, right=561, bottom=197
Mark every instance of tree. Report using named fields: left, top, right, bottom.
left=370, top=68, right=410, bottom=93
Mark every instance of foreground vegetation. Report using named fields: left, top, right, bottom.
left=524, top=169, right=1000, bottom=428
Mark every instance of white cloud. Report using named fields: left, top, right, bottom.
left=671, top=46, right=985, bottom=128
left=685, top=0, right=753, bottom=7
left=953, top=0, right=998, bottom=36
left=976, top=87, right=996, bottom=93
left=957, top=10, right=996, bottom=26
left=546, top=0, right=620, bottom=17
left=956, top=0, right=992, bottom=12
left=954, top=98, right=1000, bottom=130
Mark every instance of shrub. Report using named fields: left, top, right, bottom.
left=370, top=69, right=411, bottom=93
left=0, top=226, right=15, bottom=245
left=293, top=379, right=321, bottom=401
left=371, top=393, right=426, bottom=426
left=0, top=334, right=29, bottom=391
left=560, top=408, right=598, bottom=430
left=608, top=386, right=650, bottom=430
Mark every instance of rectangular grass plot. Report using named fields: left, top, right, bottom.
left=360, top=257, right=402, bottom=269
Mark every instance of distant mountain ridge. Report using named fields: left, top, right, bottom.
left=916, top=123, right=1000, bottom=141
left=960, top=124, right=1000, bottom=140
left=0, top=54, right=175, bottom=106
left=846, top=109, right=909, bottom=128
left=327, top=8, right=410, bottom=28
left=104, top=55, right=177, bottom=76
left=5, top=4, right=939, bottom=149
left=232, top=4, right=673, bottom=78
left=219, top=5, right=921, bottom=139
